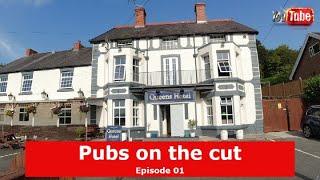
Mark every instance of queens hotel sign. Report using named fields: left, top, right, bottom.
left=146, top=90, right=195, bottom=103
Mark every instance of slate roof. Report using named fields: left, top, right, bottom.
left=90, top=19, right=258, bottom=44
left=0, top=47, right=92, bottom=74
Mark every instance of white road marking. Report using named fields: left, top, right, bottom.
left=295, top=148, right=320, bottom=160
left=0, top=152, right=19, bottom=159
left=268, top=138, right=320, bottom=160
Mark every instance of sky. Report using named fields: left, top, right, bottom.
left=0, top=0, right=319, bottom=63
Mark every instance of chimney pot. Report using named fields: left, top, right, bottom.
left=195, top=2, right=207, bottom=23
left=25, top=48, right=38, bottom=57
left=135, top=6, right=146, bottom=28
left=73, top=40, right=83, bottom=51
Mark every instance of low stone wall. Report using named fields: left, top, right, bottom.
left=2, top=125, right=90, bottom=140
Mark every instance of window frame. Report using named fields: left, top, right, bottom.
left=21, top=73, right=33, bottom=93
left=114, top=56, right=126, bottom=82
left=133, top=100, right=140, bottom=126
left=90, top=105, right=97, bottom=125
left=220, top=97, right=234, bottom=125
left=19, top=107, right=29, bottom=122
left=203, top=55, right=211, bottom=80
left=206, top=99, right=214, bottom=125
left=210, top=34, right=226, bottom=43
left=116, top=39, right=133, bottom=48
left=0, top=75, right=8, bottom=93
left=113, top=100, right=126, bottom=126
left=216, top=51, right=232, bottom=77
left=60, top=70, right=74, bottom=89
left=58, top=104, right=72, bottom=125
left=133, top=58, right=140, bottom=82
left=161, top=38, right=178, bottom=49
left=0, top=108, right=5, bottom=121
left=309, top=42, right=320, bottom=57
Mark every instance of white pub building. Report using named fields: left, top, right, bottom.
left=89, top=3, right=263, bottom=139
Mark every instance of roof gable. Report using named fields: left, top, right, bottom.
left=289, top=32, right=320, bottom=80
left=0, top=47, right=92, bottom=74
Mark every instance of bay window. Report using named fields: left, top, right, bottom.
left=113, top=100, right=125, bottom=126
left=114, top=56, right=126, bottom=81
left=220, top=97, right=234, bottom=125
left=206, top=99, right=213, bottom=125
left=203, top=55, right=211, bottom=80
left=133, top=101, right=140, bottom=126
left=133, top=58, right=140, bottom=82
left=217, top=51, right=232, bottom=77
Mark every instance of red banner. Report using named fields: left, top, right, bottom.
left=25, top=141, right=294, bottom=177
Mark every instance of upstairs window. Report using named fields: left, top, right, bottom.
left=217, top=51, right=232, bottom=77
left=220, top=97, right=234, bottom=125
left=203, top=55, right=211, bottom=80
left=21, top=73, right=33, bottom=92
left=161, top=37, right=178, bottom=49
left=210, top=34, right=226, bottom=43
left=309, top=42, right=320, bottom=57
left=116, top=39, right=133, bottom=47
left=114, top=56, right=126, bottom=81
left=133, top=58, right=140, bottom=82
left=0, top=75, right=8, bottom=93
left=60, top=70, right=73, bottom=89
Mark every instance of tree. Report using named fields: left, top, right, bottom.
left=303, top=75, right=320, bottom=104
left=257, top=41, right=298, bottom=85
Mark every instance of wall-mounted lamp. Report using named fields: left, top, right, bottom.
left=41, top=90, right=49, bottom=100
left=78, top=89, right=85, bottom=99
left=8, top=93, right=15, bottom=101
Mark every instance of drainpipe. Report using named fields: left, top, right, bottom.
left=146, top=39, right=149, bottom=85
left=192, top=34, right=199, bottom=135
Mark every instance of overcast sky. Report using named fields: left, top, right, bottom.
left=0, top=0, right=319, bottom=63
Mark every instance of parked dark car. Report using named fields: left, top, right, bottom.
left=301, top=105, right=320, bottom=138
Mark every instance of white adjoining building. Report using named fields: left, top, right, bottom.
left=89, top=3, right=263, bottom=138
left=0, top=42, right=93, bottom=129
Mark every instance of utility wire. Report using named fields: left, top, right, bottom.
left=262, top=0, right=289, bottom=43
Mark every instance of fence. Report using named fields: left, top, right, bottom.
left=0, top=151, right=25, bottom=179
left=263, top=98, right=305, bottom=133
left=262, top=79, right=306, bottom=98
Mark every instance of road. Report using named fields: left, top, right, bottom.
left=0, top=149, right=22, bottom=173
left=267, top=131, right=320, bottom=180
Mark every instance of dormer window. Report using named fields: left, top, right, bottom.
left=116, top=39, right=133, bottom=48
left=161, top=37, right=178, bottom=49
left=210, top=34, right=226, bottom=43
left=309, top=42, right=320, bottom=57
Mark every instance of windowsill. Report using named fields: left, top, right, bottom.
left=0, top=93, right=7, bottom=96
left=57, top=88, right=74, bottom=92
left=19, top=92, right=32, bottom=95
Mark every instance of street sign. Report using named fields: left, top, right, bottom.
left=105, top=126, right=122, bottom=141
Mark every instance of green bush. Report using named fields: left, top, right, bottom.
left=303, top=76, right=320, bottom=104
left=75, top=127, right=85, bottom=138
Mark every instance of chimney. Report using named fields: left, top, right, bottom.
left=25, top=48, right=38, bottom=57
left=73, top=40, right=83, bottom=51
left=195, top=2, right=207, bottom=23
left=135, top=6, right=146, bottom=28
